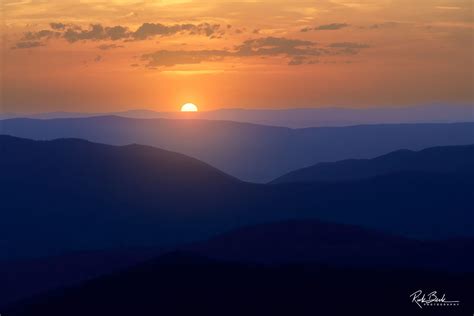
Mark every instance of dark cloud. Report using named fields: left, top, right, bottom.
left=197, top=23, right=222, bottom=37
left=107, top=25, right=129, bottom=40
left=141, top=49, right=230, bottom=67
left=133, top=23, right=184, bottom=40
left=290, top=58, right=320, bottom=66
left=17, top=22, right=225, bottom=47
left=141, top=37, right=366, bottom=68
left=329, top=42, right=370, bottom=49
left=316, top=23, right=349, bottom=31
left=235, top=37, right=317, bottom=57
left=132, top=22, right=221, bottom=40
left=301, top=23, right=349, bottom=32
left=62, top=24, right=128, bottom=42
left=23, top=30, right=58, bottom=40
left=97, top=44, right=124, bottom=50
left=50, top=22, right=66, bottom=30
left=11, top=41, right=44, bottom=49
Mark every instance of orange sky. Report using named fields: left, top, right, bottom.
left=1, top=0, right=473, bottom=113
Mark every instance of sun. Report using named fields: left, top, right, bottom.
left=181, top=103, right=198, bottom=112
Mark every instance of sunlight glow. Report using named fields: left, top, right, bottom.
left=181, top=103, right=198, bottom=112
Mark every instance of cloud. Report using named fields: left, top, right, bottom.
left=97, top=44, right=124, bottom=50
left=50, top=22, right=66, bottom=30
left=141, top=36, right=368, bottom=68
left=141, top=36, right=318, bottom=67
left=11, top=41, right=44, bottom=49
left=17, top=22, right=225, bottom=47
left=141, top=49, right=230, bottom=67
left=132, top=23, right=185, bottom=40
left=329, top=42, right=370, bottom=49
left=106, top=25, right=129, bottom=41
left=132, top=22, right=221, bottom=40
left=316, top=23, right=349, bottom=30
left=302, top=23, right=349, bottom=32
left=23, top=30, right=59, bottom=40
left=235, top=37, right=317, bottom=57
left=62, top=24, right=129, bottom=42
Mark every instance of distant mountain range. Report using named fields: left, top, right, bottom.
left=272, top=144, right=474, bottom=184
left=1, top=104, right=473, bottom=128
left=1, top=136, right=473, bottom=262
left=2, top=117, right=474, bottom=182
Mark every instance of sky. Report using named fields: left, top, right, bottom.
left=1, top=0, right=473, bottom=113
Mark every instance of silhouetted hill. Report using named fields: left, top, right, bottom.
left=0, top=134, right=238, bottom=186
left=187, top=220, right=474, bottom=271
left=2, top=117, right=474, bottom=182
left=0, top=135, right=244, bottom=259
left=0, top=249, right=163, bottom=308
left=1, top=136, right=473, bottom=262
left=272, top=145, right=474, bottom=184
left=7, top=251, right=474, bottom=316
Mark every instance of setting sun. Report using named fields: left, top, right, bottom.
left=181, top=103, right=198, bottom=112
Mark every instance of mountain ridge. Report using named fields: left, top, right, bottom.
left=271, top=144, right=474, bottom=183
left=1, top=135, right=473, bottom=262
left=186, top=219, right=474, bottom=271
left=2, top=103, right=472, bottom=128
left=2, top=117, right=474, bottom=182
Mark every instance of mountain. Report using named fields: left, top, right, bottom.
left=7, top=251, right=474, bottom=316
left=1, top=136, right=474, bottom=263
left=0, top=249, right=163, bottom=308
left=2, top=116, right=474, bottom=182
left=175, top=104, right=474, bottom=127
left=4, top=219, right=472, bottom=308
left=1, top=104, right=472, bottom=127
left=186, top=220, right=474, bottom=271
left=0, top=135, right=244, bottom=259
left=272, top=144, right=474, bottom=184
